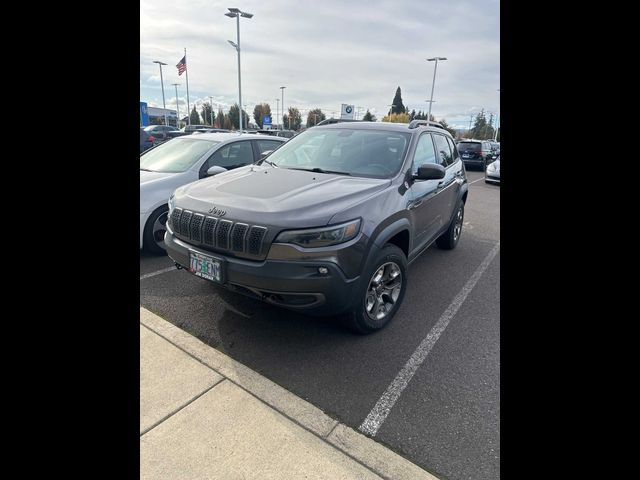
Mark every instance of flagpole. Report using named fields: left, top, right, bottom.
left=185, top=47, right=191, bottom=126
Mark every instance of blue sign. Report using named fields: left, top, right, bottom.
left=140, top=102, right=150, bottom=126
left=262, top=115, right=272, bottom=125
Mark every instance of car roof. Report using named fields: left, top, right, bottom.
left=183, top=132, right=287, bottom=142
left=314, top=121, right=452, bottom=136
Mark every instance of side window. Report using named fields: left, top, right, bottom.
left=207, top=141, right=254, bottom=170
left=411, top=133, right=437, bottom=174
left=432, top=134, right=453, bottom=167
left=256, top=140, right=282, bottom=154
left=446, top=137, right=459, bottom=163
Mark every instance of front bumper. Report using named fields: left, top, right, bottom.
left=164, top=230, right=360, bottom=316
left=485, top=173, right=501, bottom=183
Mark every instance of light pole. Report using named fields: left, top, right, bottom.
left=171, top=83, right=180, bottom=128
left=153, top=60, right=168, bottom=125
left=225, top=7, right=253, bottom=132
left=426, top=57, right=447, bottom=126
left=275, top=98, right=279, bottom=130
left=424, top=100, right=436, bottom=121
left=280, top=86, right=286, bottom=130
left=208, top=96, right=215, bottom=126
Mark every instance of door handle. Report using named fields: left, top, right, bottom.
left=408, top=199, right=423, bottom=210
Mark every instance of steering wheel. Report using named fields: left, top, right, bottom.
left=366, top=163, right=393, bottom=175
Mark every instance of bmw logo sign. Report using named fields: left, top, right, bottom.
left=346, top=106, right=353, bottom=114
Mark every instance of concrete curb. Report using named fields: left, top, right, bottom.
left=140, top=307, right=438, bottom=480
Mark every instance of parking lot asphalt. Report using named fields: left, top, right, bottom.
left=140, top=169, right=500, bottom=480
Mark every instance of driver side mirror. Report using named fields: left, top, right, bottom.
left=260, top=150, right=273, bottom=159
left=206, top=166, right=228, bottom=176
left=413, top=163, right=445, bottom=181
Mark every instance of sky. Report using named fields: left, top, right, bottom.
left=140, top=0, right=499, bottom=129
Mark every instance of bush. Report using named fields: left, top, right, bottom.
left=381, top=112, right=410, bottom=123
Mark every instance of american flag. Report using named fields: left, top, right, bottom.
left=176, top=56, right=187, bottom=76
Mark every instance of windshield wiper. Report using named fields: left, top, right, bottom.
left=259, top=159, right=278, bottom=168
left=140, top=168, right=152, bottom=171
left=289, top=167, right=351, bottom=176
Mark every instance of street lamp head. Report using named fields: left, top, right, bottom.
left=225, top=12, right=237, bottom=17
left=426, top=57, right=447, bottom=62
left=228, top=7, right=240, bottom=13
left=240, top=12, right=253, bottom=18
left=153, top=60, right=167, bottom=65
left=227, top=40, right=238, bottom=49
left=280, top=86, right=286, bottom=90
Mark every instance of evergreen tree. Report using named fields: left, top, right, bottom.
left=228, top=104, right=250, bottom=130
left=362, top=109, right=377, bottom=122
left=389, top=87, right=406, bottom=114
left=189, top=105, right=200, bottom=125
left=215, top=108, right=225, bottom=128
left=409, top=109, right=416, bottom=121
left=200, top=102, right=214, bottom=126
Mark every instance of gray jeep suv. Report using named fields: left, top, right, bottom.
left=165, top=120, right=468, bottom=333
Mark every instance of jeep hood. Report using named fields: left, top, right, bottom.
left=174, top=165, right=390, bottom=227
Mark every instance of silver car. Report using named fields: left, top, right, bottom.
left=485, top=155, right=500, bottom=184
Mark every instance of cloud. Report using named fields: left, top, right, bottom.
left=141, top=0, right=499, bottom=121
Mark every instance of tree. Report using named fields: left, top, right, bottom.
left=282, top=106, right=302, bottom=131
left=223, top=115, right=232, bottom=130
left=438, top=118, right=457, bottom=137
left=252, top=103, right=272, bottom=128
left=409, top=109, right=416, bottom=121
left=228, top=104, right=250, bottom=130
left=362, top=109, right=377, bottom=122
left=189, top=105, right=200, bottom=125
left=200, top=102, right=215, bottom=126
left=389, top=86, right=406, bottom=115
left=469, top=109, right=494, bottom=139
left=381, top=112, right=410, bottom=123
left=306, top=108, right=326, bottom=127
left=215, top=108, right=225, bottom=128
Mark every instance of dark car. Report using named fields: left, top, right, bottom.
left=140, top=128, right=156, bottom=153
left=456, top=140, right=495, bottom=170
left=165, top=120, right=468, bottom=333
left=144, top=125, right=180, bottom=141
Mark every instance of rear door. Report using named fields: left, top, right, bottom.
left=432, top=134, right=460, bottom=227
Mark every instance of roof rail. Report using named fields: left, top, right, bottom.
left=408, top=120, right=445, bottom=130
left=315, top=118, right=362, bottom=126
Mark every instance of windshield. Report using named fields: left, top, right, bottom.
left=140, top=138, right=219, bottom=173
left=266, top=128, right=411, bottom=178
left=457, top=142, right=481, bottom=152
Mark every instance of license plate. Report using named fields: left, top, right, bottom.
left=462, top=153, right=470, bottom=158
left=189, top=251, right=222, bottom=283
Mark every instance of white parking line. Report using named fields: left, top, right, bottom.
left=469, top=177, right=485, bottom=185
left=140, top=266, right=177, bottom=280
left=358, top=242, right=500, bottom=437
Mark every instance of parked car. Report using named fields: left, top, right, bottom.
left=164, top=119, right=468, bottom=333
left=140, top=133, right=287, bottom=255
left=485, top=155, right=500, bottom=184
left=489, top=141, right=500, bottom=157
left=456, top=140, right=495, bottom=170
left=140, top=128, right=156, bottom=153
left=192, top=128, right=231, bottom=134
left=144, top=125, right=180, bottom=141
left=256, top=129, right=296, bottom=138
left=182, top=124, right=213, bottom=134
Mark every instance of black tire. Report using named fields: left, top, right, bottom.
left=143, top=205, right=169, bottom=255
left=345, top=244, right=408, bottom=334
left=436, top=201, right=464, bottom=250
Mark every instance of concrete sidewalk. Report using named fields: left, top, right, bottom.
left=140, top=307, right=438, bottom=479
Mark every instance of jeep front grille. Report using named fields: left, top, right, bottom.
left=169, top=208, right=267, bottom=257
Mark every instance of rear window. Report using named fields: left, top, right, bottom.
left=457, top=142, right=481, bottom=152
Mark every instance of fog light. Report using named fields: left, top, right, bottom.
left=318, top=267, right=329, bottom=275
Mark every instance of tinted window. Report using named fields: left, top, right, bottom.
left=457, top=142, right=481, bottom=152
left=256, top=140, right=283, bottom=154
left=140, top=138, right=219, bottom=173
left=267, top=128, right=411, bottom=179
left=412, top=134, right=437, bottom=174
left=446, top=137, right=459, bottom=163
left=208, top=141, right=255, bottom=169
left=432, top=134, right=453, bottom=166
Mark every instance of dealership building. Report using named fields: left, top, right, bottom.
left=140, top=102, right=179, bottom=127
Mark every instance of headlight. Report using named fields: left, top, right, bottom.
left=275, top=219, right=361, bottom=248
left=168, top=194, right=176, bottom=215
